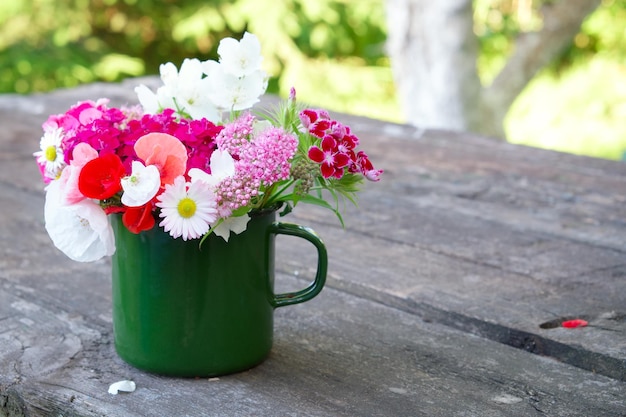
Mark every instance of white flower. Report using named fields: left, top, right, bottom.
left=156, top=176, right=218, bottom=240
left=135, top=59, right=220, bottom=121
left=134, top=84, right=160, bottom=115
left=217, top=32, right=263, bottom=77
left=189, top=150, right=251, bottom=241
left=44, top=180, right=115, bottom=262
left=121, top=161, right=161, bottom=207
left=188, top=149, right=235, bottom=189
left=203, top=62, right=267, bottom=111
left=34, top=127, right=66, bottom=181
left=212, top=214, right=250, bottom=242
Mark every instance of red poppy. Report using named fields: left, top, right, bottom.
left=78, top=153, right=126, bottom=199
left=122, top=204, right=155, bottom=234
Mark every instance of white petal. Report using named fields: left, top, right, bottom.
left=188, top=150, right=234, bottom=189
left=121, top=162, right=161, bottom=207
left=217, top=32, right=263, bottom=77
left=108, top=380, right=136, bottom=395
left=159, top=62, right=179, bottom=87
left=134, top=85, right=159, bottom=114
left=253, top=120, right=273, bottom=136
left=213, top=214, right=250, bottom=242
left=188, top=167, right=213, bottom=184
left=178, top=58, right=204, bottom=83
left=209, top=150, right=235, bottom=180
left=44, top=181, right=115, bottom=262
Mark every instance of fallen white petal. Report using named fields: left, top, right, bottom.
left=108, top=380, right=136, bottom=395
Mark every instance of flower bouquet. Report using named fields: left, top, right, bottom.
left=35, top=32, right=382, bottom=262
left=33, top=32, right=382, bottom=376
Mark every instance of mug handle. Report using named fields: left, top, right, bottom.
left=268, top=222, right=327, bottom=308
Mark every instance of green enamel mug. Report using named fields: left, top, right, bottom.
left=110, top=208, right=327, bottom=377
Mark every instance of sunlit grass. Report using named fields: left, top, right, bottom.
left=506, top=57, right=626, bottom=160
left=277, top=57, right=402, bottom=124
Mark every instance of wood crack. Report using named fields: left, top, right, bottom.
left=322, top=276, right=626, bottom=382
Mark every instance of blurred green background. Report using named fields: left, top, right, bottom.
left=1, top=0, right=624, bottom=160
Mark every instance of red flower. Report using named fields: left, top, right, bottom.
left=78, top=153, right=126, bottom=199
left=354, top=151, right=383, bottom=182
left=122, top=204, right=155, bottom=234
left=308, top=136, right=351, bottom=179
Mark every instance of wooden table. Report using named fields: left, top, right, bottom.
left=1, top=79, right=625, bottom=416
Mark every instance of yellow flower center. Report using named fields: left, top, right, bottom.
left=177, top=197, right=196, bottom=219
left=45, top=145, right=57, bottom=162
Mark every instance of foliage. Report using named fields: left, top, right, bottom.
left=1, top=0, right=625, bottom=160
left=0, top=0, right=387, bottom=94
left=475, top=0, right=626, bottom=160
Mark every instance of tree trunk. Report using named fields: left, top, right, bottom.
left=386, top=0, right=602, bottom=139
left=386, top=0, right=483, bottom=132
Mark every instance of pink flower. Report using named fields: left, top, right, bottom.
left=57, top=143, right=99, bottom=204
left=134, top=132, right=188, bottom=186
left=239, top=126, right=298, bottom=185
left=215, top=113, right=255, bottom=158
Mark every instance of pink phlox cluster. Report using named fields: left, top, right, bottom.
left=301, top=109, right=382, bottom=182
left=238, top=127, right=298, bottom=186
left=212, top=115, right=298, bottom=214
left=215, top=112, right=255, bottom=158
left=215, top=174, right=261, bottom=213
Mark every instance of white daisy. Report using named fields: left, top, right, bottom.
left=156, top=176, right=218, bottom=240
left=34, top=127, right=66, bottom=181
left=121, top=161, right=161, bottom=207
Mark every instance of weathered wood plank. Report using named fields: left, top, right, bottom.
left=1, top=271, right=625, bottom=417
left=2, top=80, right=626, bottom=416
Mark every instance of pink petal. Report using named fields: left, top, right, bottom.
left=562, top=319, right=588, bottom=328
left=135, top=133, right=188, bottom=186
